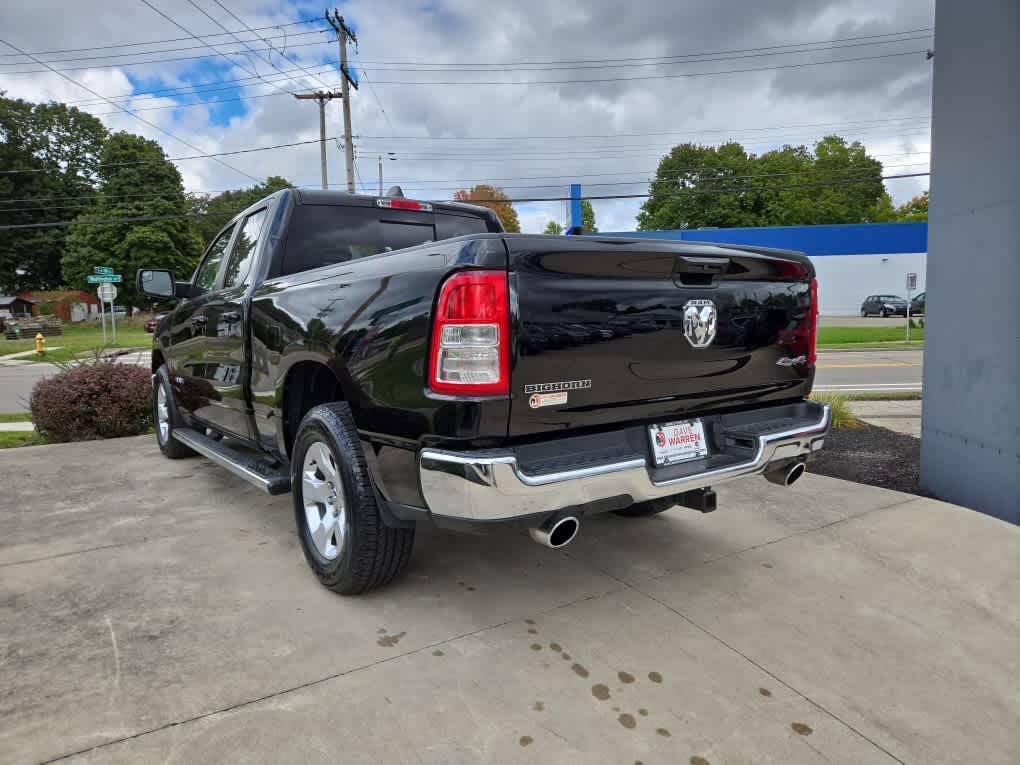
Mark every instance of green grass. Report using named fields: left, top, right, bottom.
left=844, top=391, right=922, bottom=402
left=809, top=392, right=862, bottom=429
left=0, top=413, right=32, bottom=422
left=817, top=326, right=924, bottom=348
left=0, top=319, right=151, bottom=363
left=0, top=431, right=47, bottom=449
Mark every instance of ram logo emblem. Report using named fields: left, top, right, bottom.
left=682, top=299, right=717, bottom=349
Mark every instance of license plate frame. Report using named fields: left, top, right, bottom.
left=648, top=419, right=709, bottom=466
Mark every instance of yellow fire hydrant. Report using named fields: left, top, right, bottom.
left=35, top=332, right=45, bottom=356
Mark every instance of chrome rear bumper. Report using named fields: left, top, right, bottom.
left=419, top=401, right=830, bottom=521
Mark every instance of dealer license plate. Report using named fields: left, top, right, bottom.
left=648, top=419, right=709, bottom=466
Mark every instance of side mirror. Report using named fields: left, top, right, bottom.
left=137, top=269, right=174, bottom=299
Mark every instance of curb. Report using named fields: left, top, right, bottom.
left=818, top=345, right=924, bottom=354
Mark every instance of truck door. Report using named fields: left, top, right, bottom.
left=170, top=222, right=237, bottom=425
left=193, top=207, right=269, bottom=440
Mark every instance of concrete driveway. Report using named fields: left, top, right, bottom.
left=1, top=438, right=1016, bottom=764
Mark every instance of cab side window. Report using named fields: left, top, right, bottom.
left=194, top=224, right=236, bottom=291
left=222, top=209, right=267, bottom=289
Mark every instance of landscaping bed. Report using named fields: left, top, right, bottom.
left=809, top=422, right=925, bottom=496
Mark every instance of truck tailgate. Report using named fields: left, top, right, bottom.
left=507, top=236, right=816, bottom=438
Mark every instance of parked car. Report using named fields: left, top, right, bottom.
left=144, top=313, right=166, bottom=333
left=138, top=189, right=830, bottom=595
left=910, top=291, right=925, bottom=315
left=860, top=294, right=909, bottom=317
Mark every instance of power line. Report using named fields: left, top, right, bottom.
left=0, top=152, right=932, bottom=206
left=351, top=115, right=929, bottom=142
left=350, top=27, right=934, bottom=67
left=0, top=172, right=930, bottom=230
left=361, top=49, right=930, bottom=85
left=356, top=50, right=395, bottom=133
left=0, top=162, right=932, bottom=214
left=64, top=63, right=340, bottom=109
left=208, top=0, right=336, bottom=91
left=137, top=0, right=294, bottom=98
left=0, top=26, right=926, bottom=70
left=0, top=118, right=930, bottom=176
left=0, top=37, right=261, bottom=184
left=0, top=37, right=333, bottom=74
left=359, top=35, right=932, bottom=73
left=0, top=18, right=322, bottom=57
left=0, top=154, right=934, bottom=209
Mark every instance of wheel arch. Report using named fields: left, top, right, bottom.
left=152, top=348, right=165, bottom=374
left=280, top=359, right=347, bottom=459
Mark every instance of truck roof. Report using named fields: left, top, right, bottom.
left=290, top=188, right=496, bottom=219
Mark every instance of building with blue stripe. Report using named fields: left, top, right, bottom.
left=594, top=222, right=928, bottom=315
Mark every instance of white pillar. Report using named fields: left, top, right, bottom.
left=920, top=0, right=1019, bottom=522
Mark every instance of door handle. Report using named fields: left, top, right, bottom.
left=222, top=310, right=241, bottom=323
left=191, top=315, right=208, bottom=326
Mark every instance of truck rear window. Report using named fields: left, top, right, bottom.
left=282, top=204, right=489, bottom=275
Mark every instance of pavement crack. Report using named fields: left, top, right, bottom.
left=0, top=541, right=136, bottom=570
left=634, top=586, right=904, bottom=764
left=647, top=496, right=916, bottom=583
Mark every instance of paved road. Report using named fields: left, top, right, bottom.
left=0, top=353, right=149, bottom=412
left=1, top=437, right=1015, bottom=763
left=815, top=349, right=923, bottom=393
left=0, top=363, right=58, bottom=412
left=819, top=315, right=918, bottom=328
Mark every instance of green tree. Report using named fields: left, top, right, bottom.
left=0, top=96, right=108, bottom=292
left=543, top=220, right=563, bottom=235
left=187, top=175, right=292, bottom=247
left=453, top=184, right=520, bottom=232
left=581, top=199, right=598, bottom=232
left=895, top=191, right=928, bottom=221
left=637, top=135, right=885, bottom=230
left=62, top=133, right=202, bottom=308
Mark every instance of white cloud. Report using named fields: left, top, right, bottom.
left=2, top=0, right=934, bottom=226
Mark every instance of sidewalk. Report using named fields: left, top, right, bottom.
left=0, top=421, right=35, bottom=432
left=848, top=399, right=922, bottom=437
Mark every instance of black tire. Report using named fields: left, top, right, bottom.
left=861, top=309, right=868, bottom=317
left=292, top=402, right=414, bottom=595
left=154, top=366, right=196, bottom=459
left=880, top=309, right=888, bottom=318
left=612, top=496, right=677, bottom=517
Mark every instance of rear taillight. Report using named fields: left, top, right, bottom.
left=776, top=278, right=818, bottom=367
left=429, top=270, right=510, bottom=396
left=807, top=277, right=819, bottom=366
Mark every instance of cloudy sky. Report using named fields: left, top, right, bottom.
left=0, top=0, right=934, bottom=233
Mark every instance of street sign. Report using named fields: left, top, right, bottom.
left=94, top=266, right=114, bottom=275
left=86, top=273, right=122, bottom=283
left=97, top=283, right=117, bottom=302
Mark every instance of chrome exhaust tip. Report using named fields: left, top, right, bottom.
left=529, top=515, right=580, bottom=549
left=765, top=461, right=807, bottom=487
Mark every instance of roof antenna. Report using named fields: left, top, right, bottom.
left=386, top=185, right=404, bottom=198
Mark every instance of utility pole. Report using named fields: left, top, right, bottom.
left=327, top=9, right=358, bottom=193
left=378, top=152, right=395, bottom=196
left=294, top=91, right=341, bottom=189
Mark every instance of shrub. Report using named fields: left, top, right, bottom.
left=30, top=361, right=152, bottom=442
left=810, top=392, right=862, bottom=430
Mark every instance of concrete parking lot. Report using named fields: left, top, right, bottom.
left=1, top=437, right=1016, bottom=764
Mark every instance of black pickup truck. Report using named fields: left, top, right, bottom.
left=138, top=189, right=830, bottom=595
